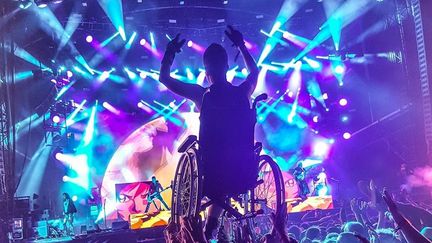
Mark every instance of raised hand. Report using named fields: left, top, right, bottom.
left=166, top=34, right=186, bottom=54
left=224, top=25, right=245, bottom=47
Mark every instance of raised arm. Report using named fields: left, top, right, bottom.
left=225, top=26, right=259, bottom=96
left=160, top=34, right=206, bottom=108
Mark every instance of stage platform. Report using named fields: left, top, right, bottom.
left=27, top=226, right=165, bottom=243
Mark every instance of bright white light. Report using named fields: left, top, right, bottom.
left=343, top=132, right=351, bottom=139
left=66, top=70, right=73, bottom=78
left=334, top=65, right=345, bottom=74
left=322, top=93, right=328, bottom=100
left=52, top=115, right=61, bottom=123
left=139, top=72, right=147, bottom=79
left=139, top=38, right=146, bottom=46
left=339, top=98, right=348, bottom=106
left=72, top=195, right=78, bottom=202
left=86, top=35, right=93, bottom=43
left=313, top=115, right=319, bottom=123
left=313, top=141, right=331, bottom=158
left=187, top=40, right=193, bottom=47
left=241, top=68, right=248, bottom=76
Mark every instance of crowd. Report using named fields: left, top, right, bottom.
left=164, top=181, right=432, bottom=243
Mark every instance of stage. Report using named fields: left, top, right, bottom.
left=28, top=227, right=165, bottom=243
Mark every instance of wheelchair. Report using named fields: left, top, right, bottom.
left=171, top=94, right=285, bottom=240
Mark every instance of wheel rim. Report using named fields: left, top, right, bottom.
left=249, top=155, right=285, bottom=239
left=172, top=148, right=202, bottom=224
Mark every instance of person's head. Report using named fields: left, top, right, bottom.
left=327, top=226, right=341, bottom=235
left=325, top=232, right=339, bottom=242
left=288, top=225, right=302, bottom=240
left=374, top=228, right=401, bottom=243
left=151, top=176, right=156, bottom=183
left=342, top=221, right=368, bottom=239
left=63, top=193, right=70, bottom=201
left=337, top=232, right=360, bottom=243
left=305, top=226, right=321, bottom=240
left=203, top=43, right=229, bottom=83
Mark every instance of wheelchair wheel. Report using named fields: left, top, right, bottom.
left=171, top=147, right=202, bottom=225
left=249, top=155, right=285, bottom=239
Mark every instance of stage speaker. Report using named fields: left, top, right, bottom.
left=34, top=220, right=48, bottom=238
left=111, top=221, right=129, bottom=231
left=80, top=225, right=87, bottom=235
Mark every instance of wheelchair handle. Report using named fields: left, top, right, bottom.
left=252, top=93, right=268, bottom=110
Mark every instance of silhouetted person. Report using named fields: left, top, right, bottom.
left=62, top=193, right=77, bottom=236
left=159, top=26, right=258, bottom=240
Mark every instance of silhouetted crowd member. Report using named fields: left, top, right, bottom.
left=159, top=25, right=259, bottom=240
left=163, top=178, right=432, bottom=243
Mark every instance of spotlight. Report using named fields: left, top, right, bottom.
left=139, top=72, right=147, bottom=79
left=62, top=176, right=68, bottom=182
left=334, top=64, right=345, bottom=74
left=339, top=98, right=347, bottom=106
left=38, top=3, right=48, bottom=8
left=241, top=68, right=248, bottom=76
left=313, top=115, right=319, bottom=123
left=187, top=40, right=193, bottom=48
left=322, top=93, right=328, bottom=100
left=66, top=70, right=73, bottom=78
left=341, top=115, right=349, bottom=122
left=86, top=35, right=93, bottom=43
left=139, top=38, right=146, bottom=46
left=72, top=195, right=78, bottom=202
left=343, top=132, right=351, bottom=140
left=52, top=115, right=61, bottom=123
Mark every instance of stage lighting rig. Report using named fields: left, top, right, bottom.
left=34, top=0, right=63, bottom=8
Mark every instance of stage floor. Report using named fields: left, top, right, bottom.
left=27, top=226, right=165, bottom=243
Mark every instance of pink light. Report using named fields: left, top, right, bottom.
left=52, top=115, right=60, bottom=123
left=140, top=40, right=162, bottom=59
left=189, top=42, right=205, bottom=53
left=137, top=102, right=152, bottom=113
left=140, top=38, right=146, bottom=46
left=282, top=31, right=308, bottom=48
left=339, top=98, right=348, bottom=106
left=86, top=35, right=93, bottom=43
left=102, top=101, right=121, bottom=115
left=343, top=132, right=351, bottom=140
left=66, top=70, right=73, bottom=78
left=244, top=40, right=253, bottom=50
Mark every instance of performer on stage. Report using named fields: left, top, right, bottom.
left=293, top=162, right=310, bottom=200
left=62, top=193, right=77, bottom=236
left=312, top=168, right=329, bottom=196
left=144, top=176, right=170, bottom=213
